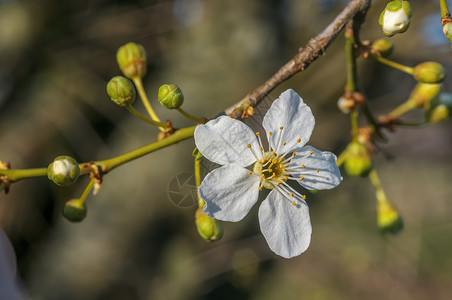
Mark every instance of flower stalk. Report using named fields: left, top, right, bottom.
left=132, top=77, right=164, bottom=131
left=0, top=126, right=196, bottom=182
left=125, top=105, right=168, bottom=128
left=440, top=0, right=450, bottom=17
left=177, top=108, right=206, bottom=124
left=367, top=53, right=414, bottom=75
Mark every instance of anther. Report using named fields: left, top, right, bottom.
left=269, top=132, right=273, bottom=136
left=272, top=173, right=276, bottom=177
left=300, top=177, right=304, bottom=181
left=302, top=195, right=306, bottom=200
left=292, top=152, right=296, bottom=156
left=292, top=201, right=296, bottom=206
left=290, top=192, right=294, bottom=197
left=302, top=164, right=305, bottom=168
left=280, top=126, right=284, bottom=130
left=256, top=132, right=260, bottom=136
left=284, top=176, right=288, bottom=180
left=259, top=147, right=263, bottom=151
left=259, top=186, right=262, bottom=190
left=247, top=144, right=251, bottom=148
left=297, top=138, right=301, bottom=143
left=309, top=151, right=314, bottom=155
left=316, top=170, right=319, bottom=173
left=249, top=172, right=252, bottom=176
left=283, top=142, right=286, bottom=146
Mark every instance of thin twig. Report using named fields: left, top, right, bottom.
left=225, top=0, right=372, bottom=119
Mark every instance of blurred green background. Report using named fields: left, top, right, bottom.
left=1, top=0, right=452, bottom=299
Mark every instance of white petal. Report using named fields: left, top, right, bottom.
left=262, top=89, right=315, bottom=151
left=199, top=164, right=260, bottom=222
left=258, top=189, right=312, bottom=258
left=290, top=145, right=342, bottom=190
left=194, top=116, right=260, bottom=167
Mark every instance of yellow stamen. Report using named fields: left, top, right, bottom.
left=302, top=164, right=305, bottom=168
left=259, top=186, right=262, bottom=190
left=290, top=192, right=294, bottom=197
left=280, top=126, right=284, bottom=130
left=284, top=176, right=288, bottom=180
left=292, top=201, right=296, bottom=206
left=309, top=151, right=314, bottom=155
left=249, top=172, right=252, bottom=176
left=247, top=144, right=251, bottom=148
left=283, top=142, right=286, bottom=146
left=316, top=170, right=319, bottom=173
left=300, top=177, right=304, bottom=181
left=269, top=132, right=273, bottom=136
left=297, top=138, right=301, bottom=143
left=302, top=195, right=306, bottom=200
left=256, top=132, right=260, bottom=136
left=259, top=147, right=263, bottom=151
left=292, top=152, right=296, bottom=156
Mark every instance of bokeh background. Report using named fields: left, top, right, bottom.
left=1, top=0, right=452, bottom=299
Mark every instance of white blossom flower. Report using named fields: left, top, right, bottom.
left=194, top=89, right=342, bottom=258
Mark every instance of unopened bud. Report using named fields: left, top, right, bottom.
left=116, top=42, right=147, bottom=79
left=444, top=22, right=452, bottom=40
left=106, top=76, right=136, bottom=107
left=428, top=93, right=452, bottom=123
left=344, top=141, right=372, bottom=177
left=378, top=1, right=412, bottom=37
left=371, top=39, right=394, bottom=57
left=413, top=62, right=446, bottom=84
left=337, top=96, right=355, bottom=114
left=429, top=105, right=449, bottom=123
left=47, top=156, right=80, bottom=186
left=63, top=199, right=87, bottom=222
left=408, top=83, right=441, bottom=107
left=195, top=207, right=223, bottom=242
left=158, top=84, right=184, bottom=109
left=377, top=198, right=403, bottom=234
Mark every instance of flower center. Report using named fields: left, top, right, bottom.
left=253, top=152, right=288, bottom=190
left=247, top=127, right=311, bottom=206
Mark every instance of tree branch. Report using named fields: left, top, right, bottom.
left=225, top=0, right=372, bottom=118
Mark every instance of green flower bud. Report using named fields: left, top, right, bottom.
left=47, top=156, right=80, bottom=186
left=106, top=76, right=136, bottom=107
left=116, top=42, right=147, bottom=79
left=195, top=207, right=223, bottom=242
left=377, top=198, right=403, bottom=234
left=413, top=62, right=446, bottom=84
left=371, top=39, right=394, bottom=58
left=63, top=199, right=87, bottom=222
left=443, top=22, right=452, bottom=44
left=344, top=141, right=372, bottom=177
left=429, top=105, right=449, bottom=123
left=408, top=83, right=441, bottom=108
left=378, top=1, right=412, bottom=37
left=428, top=93, right=452, bottom=123
left=158, top=84, right=184, bottom=109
